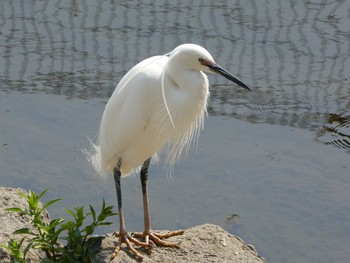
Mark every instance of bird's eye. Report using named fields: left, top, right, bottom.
left=198, top=58, right=205, bottom=64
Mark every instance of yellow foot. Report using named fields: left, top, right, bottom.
left=110, top=231, right=150, bottom=261
left=110, top=230, right=184, bottom=261
left=132, top=230, right=185, bottom=250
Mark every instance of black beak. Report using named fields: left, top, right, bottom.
left=208, top=63, right=252, bottom=92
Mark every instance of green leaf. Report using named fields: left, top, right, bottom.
left=13, top=228, right=33, bottom=235
left=84, top=225, right=94, bottom=236
left=23, top=242, right=33, bottom=257
left=63, top=208, right=75, bottom=218
left=96, top=222, right=113, bottom=226
left=37, top=189, right=48, bottom=200
left=43, top=198, right=61, bottom=210
left=5, top=207, right=25, bottom=213
left=50, top=218, right=65, bottom=227
left=89, top=205, right=96, bottom=222
left=17, top=190, right=27, bottom=199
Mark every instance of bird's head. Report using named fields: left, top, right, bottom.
left=170, top=44, right=252, bottom=92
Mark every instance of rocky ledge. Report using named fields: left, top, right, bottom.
left=0, top=187, right=265, bottom=263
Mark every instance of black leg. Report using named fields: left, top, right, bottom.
left=111, top=158, right=147, bottom=260
left=113, top=158, right=127, bottom=233
left=113, top=158, right=123, bottom=214
left=140, top=158, right=152, bottom=234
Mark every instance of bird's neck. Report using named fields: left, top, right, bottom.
left=165, top=62, right=209, bottom=96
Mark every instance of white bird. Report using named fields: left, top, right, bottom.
left=88, top=43, right=252, bottom=260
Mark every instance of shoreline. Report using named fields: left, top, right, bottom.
left=0, top=187, right=265, bottom=263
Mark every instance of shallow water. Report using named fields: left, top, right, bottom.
left=1, top=1, right=350, bottom=263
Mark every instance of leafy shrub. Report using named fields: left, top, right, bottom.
left=1, top=189, right=117, bottom=263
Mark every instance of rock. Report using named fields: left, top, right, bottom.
left=0, top=187, right=48, bottom=263
left=98, top=224, right=265, bottom=263
left=0, top=187, right=265, bottom=262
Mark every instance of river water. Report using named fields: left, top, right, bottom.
left=0, top=1, right=349, bottom=263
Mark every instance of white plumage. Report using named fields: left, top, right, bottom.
left=86, top=43, right=251, bottom=260
left=90, top=44, right=212, bottom=176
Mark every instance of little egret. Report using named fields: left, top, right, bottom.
left=88, top=43, right=252, bottom=260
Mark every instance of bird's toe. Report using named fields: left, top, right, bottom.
left=132, top=230, right=184, bottom=249
left=110, top=232, right=146, bottom=261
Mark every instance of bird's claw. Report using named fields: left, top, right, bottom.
left=110, top=230, right=184, bottom=261
left=110, top=232, right=151, bottom=261
left=132, top=230, right=184, bottom=249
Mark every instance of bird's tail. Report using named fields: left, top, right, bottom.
left=82, top=137, right=106, bottom=177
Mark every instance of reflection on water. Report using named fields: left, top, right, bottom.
left=317, top=113, right=350, bottom=151
left=1, top=0, right=349, bottom=150
left=1, top=1, right=350, bottom=263
left=224, top=213, right=240, bottom=225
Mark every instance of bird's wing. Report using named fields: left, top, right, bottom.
left=115, top=55, right=166, bottom=95
left=97, top=55, right=170, bottom=174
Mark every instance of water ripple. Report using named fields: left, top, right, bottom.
left=317, top=113, right=350, bottom=151
left=255, top=98, right=312, bottom=116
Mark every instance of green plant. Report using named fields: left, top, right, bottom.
left=1, top=189, right=117, bottom=263
left=1, top=237, right=29, bottom=263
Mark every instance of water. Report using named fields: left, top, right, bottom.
left=0, top=1, right=349, bottom=263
